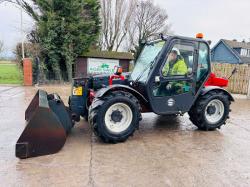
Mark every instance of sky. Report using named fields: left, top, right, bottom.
left=154, top=0, right=250, bottom=44
left=0, top=1, right=33, bottom=58
left=0, top=0, right=250, bottom=57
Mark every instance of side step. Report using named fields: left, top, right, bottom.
left=16, top=90, right=73, bottom=159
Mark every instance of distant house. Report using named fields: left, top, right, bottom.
left=211, top=39, right=250, bottom=64
left=75, top=51, right=134, bottom=77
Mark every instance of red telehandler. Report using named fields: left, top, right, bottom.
left=16, top=34, right=235, bottom=159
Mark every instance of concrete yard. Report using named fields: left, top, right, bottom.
left=0, top=85, right=250, bottom=186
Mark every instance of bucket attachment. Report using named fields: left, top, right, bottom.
left=16, top=90, right=73, bottom=159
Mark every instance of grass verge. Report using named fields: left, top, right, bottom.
left=0, top=61, right=23, bottom=84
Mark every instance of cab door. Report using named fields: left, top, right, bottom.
left=147, top=39, right=198, bottom=115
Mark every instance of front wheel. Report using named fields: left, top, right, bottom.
left=189, top=91, right=231, bottom=130
left=88, top=91, right=142, bottom=143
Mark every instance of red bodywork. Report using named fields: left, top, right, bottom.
left=108, top=72, right=228, bottom=88
left=109, top=74, right=125, bottom=85
left=205, top=73, right=229, bottom=87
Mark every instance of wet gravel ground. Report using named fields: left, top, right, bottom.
left=0, top=85, right=250, bottom=187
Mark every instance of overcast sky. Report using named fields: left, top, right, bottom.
left=155, top=0, right=250, bottom=43
left=0, top=1, right=33, bottom=57
left=0, top=0, right=250, bottom=57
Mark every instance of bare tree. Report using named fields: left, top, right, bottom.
left=99, top=0, right=169, bottom=55
left=0, top=40, right=4, bottom=55
left=128, top=0, right=169, bottom=57
left=100, top=0, right=136, bottom=51
left=0, top=0, right=40, bottom=21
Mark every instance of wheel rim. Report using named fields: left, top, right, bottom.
left=104, top=103, right=133, bottom=134
left=205, top=99, right=225, bottom=124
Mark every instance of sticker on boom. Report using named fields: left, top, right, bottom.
left=73, top=87, right=83, bottom=96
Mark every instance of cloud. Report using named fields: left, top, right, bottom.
left=154, top=0, right=250, bottom=45
left=0, top=2, right=33, bottom=57
left=0, top=0, right=250, bottom=56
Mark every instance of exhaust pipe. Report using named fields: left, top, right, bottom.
left=16, top=90, right=73, bottom=159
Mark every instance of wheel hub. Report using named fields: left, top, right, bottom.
left=104, top=103, right=133, bottom=134
left=111, top=110, right=123, bottom=123
left=207, top=105, right=216, bottom=115
left=205, top=99, right=225, bottom=124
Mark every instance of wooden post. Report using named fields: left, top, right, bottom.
left=23, top=58, right=33, bottom=86
left=248, top=78, right=250, bottom=99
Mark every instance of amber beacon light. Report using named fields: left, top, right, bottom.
left=196, top=33, right=204, bottom=39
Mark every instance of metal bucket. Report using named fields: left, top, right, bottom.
left=16, top=90, right=73, bottom=159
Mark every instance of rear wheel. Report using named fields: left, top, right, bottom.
left=188, top=91, right=231, bottom=130
left=88, top=91, right=142, bottom=143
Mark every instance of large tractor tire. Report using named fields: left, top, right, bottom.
left=88, top=91, right=142, bottom=143
left=188, top=90, right=231, bottom=130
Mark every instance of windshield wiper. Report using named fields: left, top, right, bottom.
left=134, top=60, right=155, bottom=84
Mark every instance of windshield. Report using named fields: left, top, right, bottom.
left=130, top=41, right=165, bottom=82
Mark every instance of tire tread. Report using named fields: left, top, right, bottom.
left=188, top=90, right=231, bottom=130
left=88, top=91, right=141, bottom=143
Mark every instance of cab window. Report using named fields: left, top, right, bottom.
left=161, top=43, right=194, bottom=77
left=196, top=42, right=209, bottom=90
left=153, top=42, right=195, bottom=97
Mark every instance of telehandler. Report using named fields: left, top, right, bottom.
left=16, top=34, right=234, bottom=158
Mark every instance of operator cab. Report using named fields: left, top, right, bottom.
left=130, top=35, right=211, bottom=115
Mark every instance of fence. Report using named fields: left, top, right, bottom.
left=211, top=63, right=250, bottom=95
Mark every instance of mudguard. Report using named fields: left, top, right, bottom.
left=201, top=86, right=234, bottom=101
left=95, top=85, right=148, bottom=104
left=205, top=73, right=229, bottom=87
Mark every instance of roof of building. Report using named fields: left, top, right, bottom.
left=79, top=50, right=134, bottom=60
left=212, top=39, right=250, bottom=64
left=222, top=39, right=250, bottom=50
left=240, top=56, right=250, bottom=64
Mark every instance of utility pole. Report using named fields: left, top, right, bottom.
left=21, top=8, right=25, bottom=59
